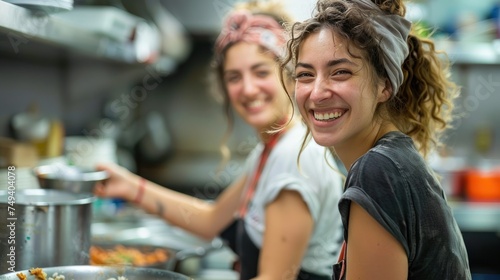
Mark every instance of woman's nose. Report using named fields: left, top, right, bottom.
left=242, top=76, right=259, bottom=96
left=310, top=77, right=332, bottom=102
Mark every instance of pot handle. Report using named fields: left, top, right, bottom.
left=174, top=238, right=224, bottom=261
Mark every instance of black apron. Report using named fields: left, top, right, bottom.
left=220, top=219, right=331, bottom=280
left=331, top=241, right=346, bottom=280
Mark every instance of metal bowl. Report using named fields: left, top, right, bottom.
left=33, top=164, right=108, bottom=194
left=0, top=265, right=193, bottom=279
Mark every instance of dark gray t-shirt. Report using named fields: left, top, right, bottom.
left=338, top=131, right=471, bottom=279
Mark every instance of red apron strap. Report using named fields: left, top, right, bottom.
left=238, top=131, right=283, bottom=218
left=338, top=241, right=346, bottom=278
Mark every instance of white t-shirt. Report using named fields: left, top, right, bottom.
left=242, top=122, right=344, bottom=276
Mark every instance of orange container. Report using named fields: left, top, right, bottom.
left=465, top=168, right=500, bottom=201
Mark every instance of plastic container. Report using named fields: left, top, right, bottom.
left=465, top=168, right=500, bottom=201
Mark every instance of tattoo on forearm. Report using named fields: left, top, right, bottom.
left=156, top=200, right=165, bottom=217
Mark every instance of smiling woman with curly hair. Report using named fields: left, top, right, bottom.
left=282, top=0, right=471, bottom=279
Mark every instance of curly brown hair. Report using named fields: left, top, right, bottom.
left=281, top=0, right=460, bottom=158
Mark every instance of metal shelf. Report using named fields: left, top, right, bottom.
left=0, top=0, right=158, bottom=65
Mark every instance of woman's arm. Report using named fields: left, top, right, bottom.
left=94, top=162, right=247, bottom=240
left=254, top=190, right=314, bottom=280
left=346, top=202, right=408, bottom=280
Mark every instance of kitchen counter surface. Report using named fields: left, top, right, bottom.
left=450, top=200, right=500, bottom=232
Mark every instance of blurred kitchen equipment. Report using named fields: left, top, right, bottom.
left=44, top=119, right=65, bottom=159
left=114, top=110, right=173, bottom=165
left=33, top=163, right=108, bottom=194
left=0, top=189, right=95, bottom=274
left=0, top=137, right=38, bottom=168
left=135, top=111, right=173, bottom=164
left=9, top=111, right=50, bottom=142
left=0, top=265, right=192, bottom=280
left=5, top=0, right=73, bottom=14
left=51, top=5, right=161, bottom=63
left=9, top=104, right=65, bottom=159
left=9, top=105, right=50, bottom=155
left=454, top=14, right=496, bottom=42
left=3, top=0, right=73, bottom=13
left=65, top=136, right=117, bottom=169
left=474, top=125, right=494, bottom=156
left=0, top=167, right=40, bottom=190
left=429, top=152, right=468, bottom=199
left=465, top=167, right=500, bottom=201
left=121, top=0, right=191, bottom=62
left=51, top=6, right=144, bottom=43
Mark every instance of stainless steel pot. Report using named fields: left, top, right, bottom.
left=0, top=189, right=95, bottom=274
left=0, top=265, right=193, bottom=279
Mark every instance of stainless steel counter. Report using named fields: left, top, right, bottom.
left=450, top=201, right=500, bottom=232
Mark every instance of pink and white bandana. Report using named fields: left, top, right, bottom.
left=215, top=10, right=287, bottom=59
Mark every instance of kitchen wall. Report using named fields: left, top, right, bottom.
left=446, top=65, right=500, bottom=162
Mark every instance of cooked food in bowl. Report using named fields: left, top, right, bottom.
left=16, top=267, right=129, bottom=280
left=3, top=265, right=192, bottom=280
left=33, top=164, right=108, bottom=194
left=90, top=245, right=169, bottom=267
left=16, top=267, right=47, bottom=280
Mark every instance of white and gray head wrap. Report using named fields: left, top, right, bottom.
left=353, top=0, right=411, bottom=95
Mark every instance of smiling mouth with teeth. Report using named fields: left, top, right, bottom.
left=247, top=100, right=265, bottom=109
left=314, top=111, right=343, bottom=121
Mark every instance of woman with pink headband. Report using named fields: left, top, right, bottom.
left=95, top=1, right=344, bottom=279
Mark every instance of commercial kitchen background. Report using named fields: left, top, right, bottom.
left=0, top=0, right=499, bottom=276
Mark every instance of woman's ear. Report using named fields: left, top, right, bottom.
left=378, top=79, right=392, bottom=103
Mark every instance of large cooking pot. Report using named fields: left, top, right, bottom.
left=0, top=265, right=193, bottom=279
left=0, top=189, right=94, bottom=274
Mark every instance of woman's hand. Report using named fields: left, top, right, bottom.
left=93, top=162, right=141, bottom=202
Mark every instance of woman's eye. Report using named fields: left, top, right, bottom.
left=333, top=69, right=351, bottom=76
left=256, top=70, right=270, bottom=78
left=295, top=72, right=313, bottom=80
left=225, top=75, right=240, bottom=83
